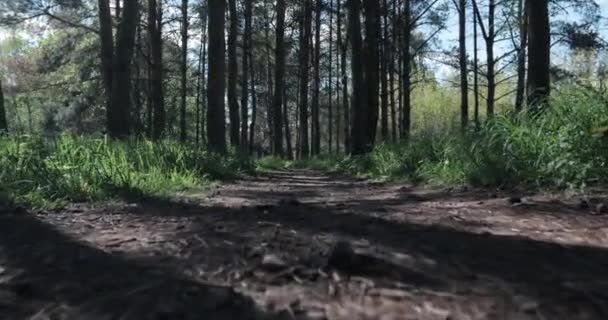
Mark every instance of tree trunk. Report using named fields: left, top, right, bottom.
left=341, top=0, right=350, bottom=153
left=180, top=0, right=189, bottom=143
left=283, top=86, right=293, bottom=159
left=336, top=0, right=343, bottom=153
left=195, top=31, right=203, bottom=147
left=133, top=24, right=143, bottom=135
left=249, top=55, right=258, bottom=154
left=200, top=6, right=208, bottom=146
left=486, top=0, right=495, bottom=117
left=107, top=0, right=139, bottom=138
left=273, top=0, right=287, bottom=156
left=264, top=0, right=274, bottom=152
left=98, top=0, right=113, bottom=102
left=207, top=0, right=227, bottom=153
left=149, top=0, right=165, bottom=140
left=380, top=0, right=389, bottom=142
left=526, top=0, right=550, bottom=109
left=389, top=0, right=397, bottom=143
left=363, top=0, right=380, bottom=148
left=298, top=0, right=312, bottom=158
left=473, top=2, right=479, bottom=127
left=0, top=79, right=7, bottom=132
left=458, top=0, right=468, bottom=131
left=241, top=0, right=253, bottom=151
left=328, top=0, right=334, bottom=153
left=228, top=0, right=240, bottom=147
left=312, top=0, right=322, bottom=155
left=348, top=0, right=368, bottom=155
left=514, top=0, right=528, bottom=111
left=402, top=0, right=411, bottom=139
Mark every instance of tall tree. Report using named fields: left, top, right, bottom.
left=514, top=0, right=528, bottom=111
left=338, top=0, right=350, bottom=153
left=0, top=79, right=6, bottom=132
left=272, top=0, right=287, bottom=156
left=312, top=0, right=322, bottom=155
left=228, top=0, right=240, bottom=147
left=362, top=0, right=380, bottom=146
left=526, top=0, right=550, bottom=109
left=149, top=0, right=165, bottom=140
left=401, top=0, right=411, bottom=138
left=457, top=0, right=468, bottom=130
left=473, top=0, right=496, bottom=117
left=207, top=0, right=227, bottom=153
left=348, top=0, right=368, bottom=154
left=328, top=0, right=334, bottom=153
left=241, top=0, right=253, bottom=151
left=473, top=1, right=479, bottom=126
left=180, top=0, right=189, bottom=143
left=102, top=0, right=139, bottom=138
left=389, top=0, right=397, bottom=142
left=299, top=0, right=313, bottom=158
left=380, top=0, right=389, bottom=142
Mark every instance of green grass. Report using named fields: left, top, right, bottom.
left=270, top=88, right=608, bottom=190
left=0, top=135, right=254, bottom=208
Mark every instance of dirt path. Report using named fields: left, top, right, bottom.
left=2, top=170, right=608, bottom=319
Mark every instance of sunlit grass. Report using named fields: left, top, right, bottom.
left=0, top=135, right=254, bottom=208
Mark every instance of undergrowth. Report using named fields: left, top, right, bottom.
left=260, top=89, right=608, bottom=190
left=0, top=135, right=253, bottom=208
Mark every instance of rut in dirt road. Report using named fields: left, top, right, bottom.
left=1, top=170, right=608, bottom=319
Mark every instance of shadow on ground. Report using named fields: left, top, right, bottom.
left=2, top=170, right=608, bottom=319
left=0, top=212, right=292, bottom=320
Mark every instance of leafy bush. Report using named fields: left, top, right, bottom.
left=0, top=135, right=254, bottom=207
left=292, top=88, right=608, bottom=189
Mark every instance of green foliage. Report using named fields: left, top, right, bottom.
left=292, top=88, right=608, bottom=189
left=0, top=135, right=253, bottom=208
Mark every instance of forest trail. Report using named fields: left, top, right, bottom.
left=2, top=170, right=608, bottom=319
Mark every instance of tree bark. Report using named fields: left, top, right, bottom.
left=389, top=0, right=397, bottom=142
left=180, top=0, right=189, bottom=143
left=98, top=0, right=113, bottom=101
left=228, top=0, right=240, bottom=147
left=272, top=0, right=287, bottom=156
left=348, top=0, right=368, bottom=155
left=338, top=0, right=352, bottom=153
left=402, top=0, right=411, bottom=139
left=473, top=1, right=479, bottom=127
left=380, top=0, right=389, bottom=142
left=363, top=0, right=380, bottom=147
left=458, top=0, right=468, bottom=131
left=107, top=0, right=139, bottom=138
left=514, top=0, right=528, bottom=111
left=328, top=0, right=334, bottom=153
left=249, top=55, right=258, bottom=154
left=312, top=0, right=322, bottom=155
left=298, top=0, right=312, bottom=158
left=149, top=0, right=165, bottom=140
left=207, top=0, right=227, bottom=153
left=241, top=0, right=253, bottom=151
left=526, top=0, right=550, bottom=109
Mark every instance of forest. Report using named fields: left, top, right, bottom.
left=1, top=0, right=608, bottom=319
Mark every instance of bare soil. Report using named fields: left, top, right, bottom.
left=1, top=170, right=608, bottom=319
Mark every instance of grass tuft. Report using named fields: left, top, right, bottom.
left=0, top=135, right=253, bottom=208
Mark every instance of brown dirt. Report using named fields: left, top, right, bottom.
left=1, top=169, right=608, bottom=319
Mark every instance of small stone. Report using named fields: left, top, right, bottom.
left=595, top=203, right=608, bottom=215
left=578, top=199, right=590, bottom=209
left=327, top=241, right=355, bottom=271
left=260, top=254, right=288, bottom=272
left=508, top=196, right=522, bottom=205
